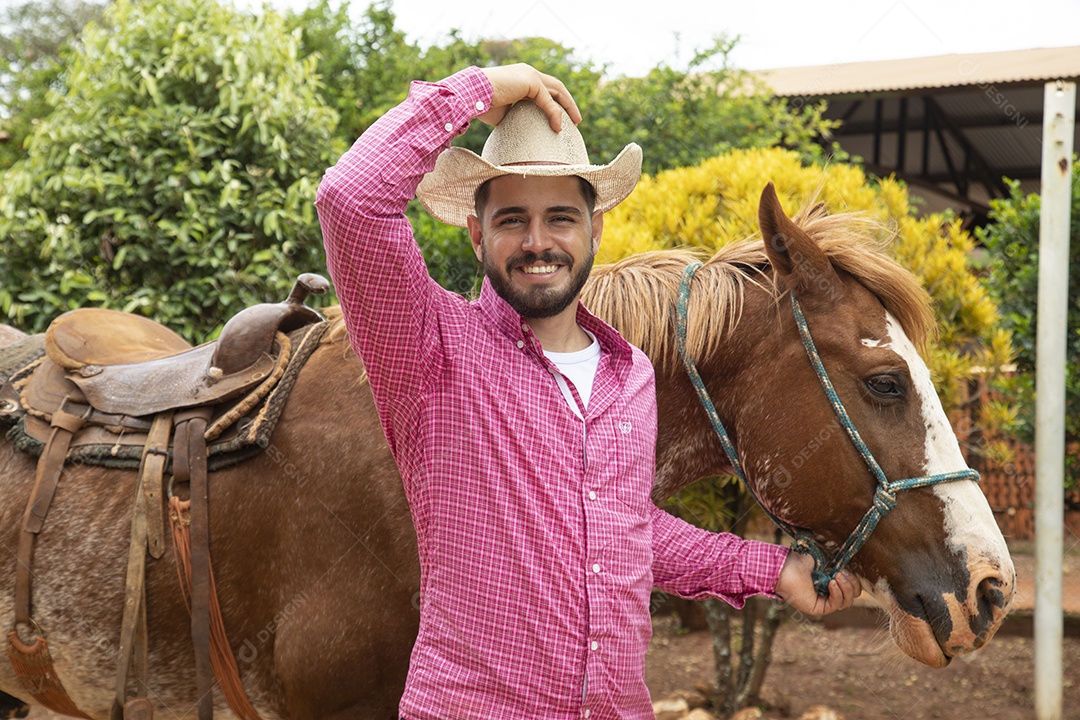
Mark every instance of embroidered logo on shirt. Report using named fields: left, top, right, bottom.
left=619, top=421, right=632, bottom=435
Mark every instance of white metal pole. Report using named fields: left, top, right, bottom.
left=1035, top=79, right=1074, bottom=720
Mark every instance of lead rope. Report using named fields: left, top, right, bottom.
left=675, top=261, right=979, bottom=596
left=674, top=263, right=823, bottom=576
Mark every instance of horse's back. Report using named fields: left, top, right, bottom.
left=0, top=331, right=419, bottom=719
left=0, top=325, right=26, bottom=349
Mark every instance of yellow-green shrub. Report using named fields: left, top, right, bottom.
left=600, top=147, right=1014, bottom=416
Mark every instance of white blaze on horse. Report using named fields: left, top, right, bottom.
left=0, top=185, right=1013, bottom=719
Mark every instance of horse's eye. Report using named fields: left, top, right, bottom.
left=866, top=375, right=903, bottom=397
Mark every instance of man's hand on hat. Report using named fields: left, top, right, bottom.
left=479, top=64, right=581, bottom=132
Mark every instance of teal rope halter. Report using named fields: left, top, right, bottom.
left=675, top=262, right=979, bottom=596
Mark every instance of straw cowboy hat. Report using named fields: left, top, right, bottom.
left=416, top=100, right=643, bottom=228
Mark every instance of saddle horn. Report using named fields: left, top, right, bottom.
left=287, top=273, right=330, bottom=305
left=209, top=273, right=330, bottom=379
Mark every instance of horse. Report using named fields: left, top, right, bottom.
left=0, top=325, right=26, bottom=348
left=0, top=185, right=1014, bottom=719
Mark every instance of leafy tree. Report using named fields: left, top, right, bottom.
left=285, top=0, right=422, bottom=141
left=977, top=164, right=1080, bottom=491
left=0, top=0, right=850, bottom=312
left=0, top=0, right=105, bottom=169
left=0, top=0, right=341, bottom=341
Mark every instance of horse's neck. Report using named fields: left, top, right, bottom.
left=650, top=285, right=782, bottom=502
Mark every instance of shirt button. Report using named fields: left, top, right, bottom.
left=475, top=101, right=485, bottom=111
left=516, top=340, right=524, bottom=349
left=444, top=122, right=454, bottom=132
left=588, top=491, right=597, bottom=500
left=584, top=711, right=591, bottom=719
left=590, top=641, right=599, bottom=651
left=592, top=563, right=601, bottom=573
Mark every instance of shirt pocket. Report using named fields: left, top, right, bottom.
left=604, top=414, right=654, bottom=516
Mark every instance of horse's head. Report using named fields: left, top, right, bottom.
left=744, top=183, right=1014, bottom=666
left=587, top=183, right=1014, bottom=668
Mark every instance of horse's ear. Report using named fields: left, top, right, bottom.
left=758, top=183, right=841, bottom=300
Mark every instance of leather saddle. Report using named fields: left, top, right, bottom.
left=32, top=272, right=330, bottom=419
left=3, top=273, right=330, bottom=720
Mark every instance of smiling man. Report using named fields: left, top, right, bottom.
left=316, top=62, right=858, bottom=720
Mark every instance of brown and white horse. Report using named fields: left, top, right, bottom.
left=0, top=186, right=1013, bottom=718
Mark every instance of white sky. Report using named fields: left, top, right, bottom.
left=2, top=0, right=1076, bottom=76
left=324, top=0, right=1079, bottom=76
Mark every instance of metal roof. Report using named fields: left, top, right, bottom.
left=760, top=46, right=1080, bottom=97
left=756, top=47, right=1080, bottom=225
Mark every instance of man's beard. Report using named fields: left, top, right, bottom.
left=483, top=246, right=595, bottom=319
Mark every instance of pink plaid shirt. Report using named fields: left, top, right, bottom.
left=316, top=67, right=788, bottom=720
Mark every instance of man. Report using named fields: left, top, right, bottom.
left=317, top=63, right=859, bottom=720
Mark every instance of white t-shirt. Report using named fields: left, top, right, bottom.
left=544, top=330, right=601, bottom=420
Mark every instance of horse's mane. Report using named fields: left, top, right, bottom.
left=323, top=305, right=348, bottom=343
left=319, top=205, right=935, bottom=374
left=581, top=204, right=935, bottom=372
left=318, top=307, right=369, bottom=384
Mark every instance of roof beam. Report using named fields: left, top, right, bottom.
left=926, top=98, right=966, bottom=198
left=910, top=165, right=1042, bottom=182
left=897, top=97, right=908, bottom=172
left=873, top=98, right=884, bottom=166
left=863, top=163, right=991, bottom=215
left=926, top=97, right=1011, bottom=199
left=835, top=111, right=1044, bottom=134
left=921, top=96, right=931, bottom=176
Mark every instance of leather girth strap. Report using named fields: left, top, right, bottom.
left=173, top=407, right=214, bottom=720
left=168, top=497, right=262, bottom=720
left=7, top=395, right=92, bottom=718
left=168, top=410, right=263, bottom=720
left=112, top=411, right=173, bottom=720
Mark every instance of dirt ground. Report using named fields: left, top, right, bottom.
left=646, top=543, right=1080, bottom=720
left=647, top=614, right=1080, bottom=720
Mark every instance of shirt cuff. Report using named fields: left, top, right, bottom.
left=740, top=539, right=790, bottom=599
left=410, top=66, right=493, bottom=139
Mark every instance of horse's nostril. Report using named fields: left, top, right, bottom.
left=970, top=573, right=1010, bottom=645
left=977, top=575, right=1007, bottom=614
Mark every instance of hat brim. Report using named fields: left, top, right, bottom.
left=416, top=143, right=643, bottom=228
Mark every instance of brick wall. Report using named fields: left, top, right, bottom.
left=957, top=375, right=1080, bottom=541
